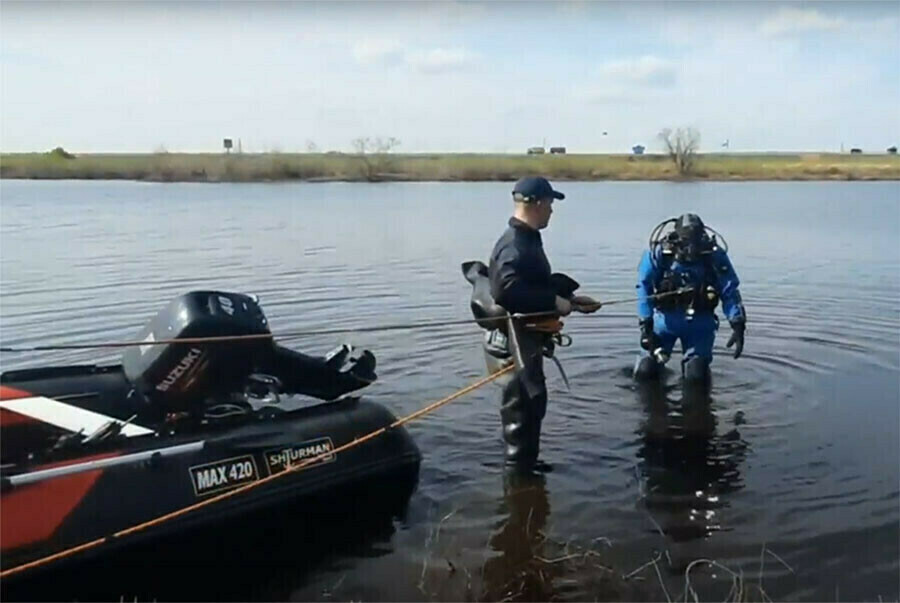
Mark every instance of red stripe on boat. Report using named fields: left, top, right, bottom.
left=0, top=407, right=36, bottom=427
left=0, top=388, right=37, bottom=426
left=0, top=386, right=32, bottom=401
left=1, top=452, right=120, bottom=551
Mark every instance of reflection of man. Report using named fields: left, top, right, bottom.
left=634, top=381, right=747, bottom=544
left=482, top=472, right=553, bottom=601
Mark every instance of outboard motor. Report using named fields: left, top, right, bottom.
left=122, top=291, right=272, bottom=411
left=123, top=291, right=379, bottom=416
left=262, top=342, right=377, bottom=402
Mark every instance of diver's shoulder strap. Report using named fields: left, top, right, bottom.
left=651, top=245, right=673, bottom=286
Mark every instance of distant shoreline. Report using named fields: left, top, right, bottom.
left=2, top=151, right=898, bottom=182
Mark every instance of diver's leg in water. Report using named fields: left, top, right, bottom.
left=633, top=353, right=660, bottom=381
left=681, top=314, right=716, bottom=385
left=633, top=314, right=677, bottom=381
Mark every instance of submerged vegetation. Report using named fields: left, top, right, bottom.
left=407, top=502, right=802, bottom=603
left=1, top=150, right=898, bottom=182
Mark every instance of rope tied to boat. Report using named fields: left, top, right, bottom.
left=0, top=287, right=690, bottom=576
left=0, top=363, right=515, bottom=579
left=0, top=288, right=692, bottom=353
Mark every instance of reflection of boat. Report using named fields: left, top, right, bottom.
left=634, top=381, right=747, bottom=543
left=0, top=291, right=421, bottom=579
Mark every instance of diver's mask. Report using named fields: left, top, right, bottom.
left=673, top=213, right=709, bottom=263
left=675, top=236, right=704, bottom=263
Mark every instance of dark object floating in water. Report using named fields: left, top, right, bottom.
left=0, top=291, right=421, bottom=578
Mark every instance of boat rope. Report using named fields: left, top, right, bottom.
left=0, top=363, right=515, bottom=579
left=0, top=289, right=692, bottom=353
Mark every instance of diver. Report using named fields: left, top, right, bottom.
left=633, top=213, right=746, bottom=384
left=462, top=176, right=600, bottom=475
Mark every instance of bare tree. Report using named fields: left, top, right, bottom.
left=306, top=140, right=319, bottom=153
left=351, top=136, right=402, bottom=181
left=658, top=127, right=700, bottom=176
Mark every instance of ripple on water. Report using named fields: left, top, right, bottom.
left=1, top=181, right=897, bottom=603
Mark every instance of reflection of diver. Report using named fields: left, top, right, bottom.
left=482, top=472, right=555, bottom=601
left=634, top=380, right=748, bottom=543
left=634, top=213, right=747, bottom=384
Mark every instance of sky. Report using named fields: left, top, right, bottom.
left=1, top=0, right=898, bottom=154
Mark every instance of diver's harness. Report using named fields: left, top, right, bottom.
left=648, top=218, right=730, bottom=318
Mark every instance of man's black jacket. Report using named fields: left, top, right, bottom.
left=488, top=217, right=558, bottom=314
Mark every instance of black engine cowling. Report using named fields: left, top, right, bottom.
left=122, top=291, right=378, bottom=413
left=122, top=291, right=272, bottom=410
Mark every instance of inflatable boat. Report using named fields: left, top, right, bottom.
left=0, top=291, right=421, bottom=577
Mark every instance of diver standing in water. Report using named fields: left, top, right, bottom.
left=633, top=213, right=746, bottom=384
left=463, top=177, right=600, bottom=474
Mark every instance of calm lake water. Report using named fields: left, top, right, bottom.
left=1, top=180, right=898, bottom=602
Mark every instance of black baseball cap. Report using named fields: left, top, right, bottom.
left=512, top=176, right=565, bottom=202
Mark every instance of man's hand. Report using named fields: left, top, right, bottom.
left=726, top=320, right=745, bottom=359
left=570, top=295, right=602, bottom=314
left=555, top=295, right=573, bottom=316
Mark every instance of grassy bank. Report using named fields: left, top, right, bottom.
left=2, top=150, right=899, bottom=182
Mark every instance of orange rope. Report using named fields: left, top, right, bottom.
left=0, top=363, right=514, bottom=579
left=0, top=288, right=693, bottom=353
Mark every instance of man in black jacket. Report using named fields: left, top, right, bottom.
left=487, top=176, right=600, bottom=473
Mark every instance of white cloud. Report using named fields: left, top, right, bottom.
left=352, top=40, right=477, bottom=73
left=760, top=7, right=847, bottom=37
left=575, top=56, right=677, bottom=104
left=351, top=38, right=404, bottom=65
left=571, top=84, right=638, bottom=105
left=559, top=0, right=590, bottom=17
left=405, top=47, right=476, bottom=73
left=596, top=56, right=677, bottom=87
left=1, top=3, right=896, bottom=153
left=418, top=0, right=488, bottom=25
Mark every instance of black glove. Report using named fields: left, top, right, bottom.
left=726, top=320, right=745, bottom=359
left=639, top=319, right=658, bottom=351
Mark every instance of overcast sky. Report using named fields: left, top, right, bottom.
left=1, top=1, right=898, bottom=153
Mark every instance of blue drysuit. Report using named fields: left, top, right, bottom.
left=636, top=246, right=745, bottom=364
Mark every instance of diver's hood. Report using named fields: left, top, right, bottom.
left=675, top=213, right=706, bottom=245
left=649, top=214, right=727, bottom=265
